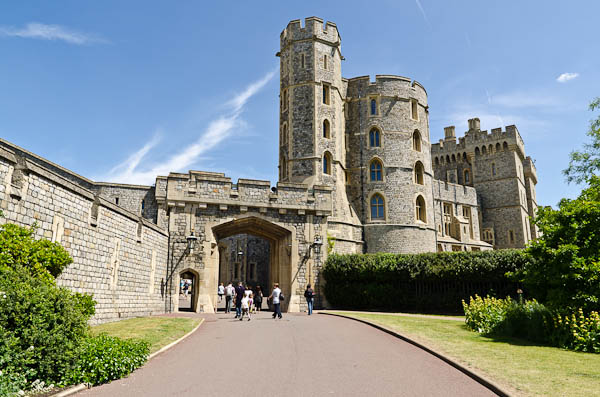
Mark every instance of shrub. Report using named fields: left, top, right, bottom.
left=462, top=295, right=512, bottom=334
left=323, top=250, right=532, bottom=312
left=549, top=309, right=600, bottom=353
left=65, top=334, right=149, bottom=386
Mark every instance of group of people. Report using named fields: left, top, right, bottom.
left=218, top=282, right=316, bottom=318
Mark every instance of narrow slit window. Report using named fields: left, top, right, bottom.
left=322, top=84, right=330, bottom=105
left=323, top=119, right=330, bottom=138
left=411, top=99, right=418, bottom=120
left=370, top=99, right=377, bottom=115
left=301, top=53, right=305, bottom=69
left=323, top=54, right=328, bottom=69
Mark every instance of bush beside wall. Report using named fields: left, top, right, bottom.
left=322, top=250, right=533, bottom=313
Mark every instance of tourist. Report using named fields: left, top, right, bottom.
left=268, top=283, right=283, bottom=319
left=218, top=282, right=224, bottom=302
left=240, top=293, right=251, bottom=321
left=304, top=284, right=314, bottom=315
left=254, top=285, right=263, bottom=312
left=225, top=282, right=235, bottom=313
left=234, top=281, right=245, bottom=318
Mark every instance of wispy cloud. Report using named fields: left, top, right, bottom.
left=414, top=0, right=432, bottom=29
left=102, top=70, right=276, bottom=184
left=0, top=22, right=105, bottom=45
left=556, top=72, right=579, bottom=83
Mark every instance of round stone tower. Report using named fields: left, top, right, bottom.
left=345, top=75, right=436, bottom=253
left=278, top=17, right=362, bottom=254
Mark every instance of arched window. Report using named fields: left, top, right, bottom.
left=503, top=141, right=508, bottom=150
left=491, top=162, right=496, bottom=176
left=369, top=128, right=381, bottom=147
left=370, top=194, right=385, bottom=220
left=488, top=144, right=493, bottom=153
left=446, top=155, right=450, bottom=163
left=482, top=146, right=487, bottom=155
left=412, top=130, right=421, bottom=152
left=434, top=157, right=439, bottom=166
left=415, top=195, right=426, bottom=222
left=281, top=156, right=287, bottom=179
left=323, top=152, right=332, bottom=175
left=440, top=156, right=444, bottom=164
left=496, top=142, right=501, bottom=152
left=451, top=154, right=456, bottom=162
left=323, top=119, right=330, bottom=138
left=462, top=152, right=467, bottom=162
left=414, top=161, right=424, bottom=185
left=464, top=169, right=470, bottom=184
left=475, top=147, right=481, bottom=156
left=370, top=159, right=383, bottom=181
left=370, top=99, right=377, bottom=115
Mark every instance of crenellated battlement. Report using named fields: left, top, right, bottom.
left=280, top=17, right=341, bottom=49
left=162, top=170, right=333, bottom=216
left=345, top=75, right=427, bottom=104
left=432, top=118, right=525, bottom=158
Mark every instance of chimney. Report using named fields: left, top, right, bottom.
left=468, top=118, right=481, bottom=131
left=444, top=126, right=456, bottom=141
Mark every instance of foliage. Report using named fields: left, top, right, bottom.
left=65, top=334, right=149, bottom=386
left=0, top=222, right=96, bottom=392
left=564, top=97, right=600, bottom=184
left=462, top=295, right=513, bottom=334
left=549, top=309, right=600, bottom=353
left=326, top=233, right=336, bottom=255
left=0, top=223, right=72, bottom=282
left=516, top=176, right=600, bottom=313
left=323, top=250, right=532, bottom=312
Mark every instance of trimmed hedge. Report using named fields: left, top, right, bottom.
left=322, top=250, right=534, bottom=313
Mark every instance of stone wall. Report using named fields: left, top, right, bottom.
left=0, top=141, right=169, bottom=325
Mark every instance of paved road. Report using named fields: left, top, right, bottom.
left=77, top=312, right=497, bottom=397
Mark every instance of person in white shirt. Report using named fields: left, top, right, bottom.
left=224, top=282, right=235, bottom=313
left=268, top=283, right=283, bottom=319
left=240, top=295, right=251, bottom=321
left=218, top=282, right=225, bottom=302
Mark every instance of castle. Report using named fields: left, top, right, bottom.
left=0, top=17, right=538, bottom=322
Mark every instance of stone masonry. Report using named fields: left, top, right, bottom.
left=0, top=17, right=539, bottom=321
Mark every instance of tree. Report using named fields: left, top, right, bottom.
left=519, top=176, right=600, bottom=312
left=564, top=97, right=600, bottom=184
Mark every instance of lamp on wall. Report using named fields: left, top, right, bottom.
left=186, top=231, right=198, bottom=251
left=313, top=235, right=323, bottom=255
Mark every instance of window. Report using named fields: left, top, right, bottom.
left=323, top=54, right=328, bottom=69
left=281, top=156, right=287, bottom=179
left=452, top=154, right=456, bottom=162
left=464, top=169, right=470, bottom=184
left=369, top=128, right=381, bottom=147
left=282, top=89, right=288, bottom=111
left=482, top=229, right=494, bottom=244
left=370, top=159, right=383, bottom=181
left=282, top=123, right=288, bottom=144
left=115, top=197, right=119, bottom=205
left=503, top=141, right=508, bottom=150
left=370, top=98, right=377, bottom=115
left=434, top=157, right=439, bottom=166
left=492, top=163, right=496, bottom=176
left=141, top=200, right=145, bottom=210
left=323, top=152, right=332, bottom=175
left=301, top=53, right=305, bottom=69
left=446, top=155, right=450, bottom=164
left=412, top=130, right=421, bottom=152
left=322, top=84, right=330, bottom=105
left=496, top=142, right=501, bottom=152
left=509, top=230, right=515, bottom=244
left=414, top=161, right=424, bottom=185
left=370, top=194, right=384, bottom=220
left=482, top=146, right=487, bottom=155
left=443, top=203, right=452, bottom=236
left=475, top=147, right=480, bottom=156
left=323, top=119, right=330, bottom=138
left=416, top=195, right=426, bottom=222
left=489, top=144, right=493, bottom=153
left=410, top=99, right=418, bottom=120
left=462, top=206, right=473, bottom=238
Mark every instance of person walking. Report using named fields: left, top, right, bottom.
left=304, top=284, right=314, bottom=315
left=225, top=282, right=235, bottom=313
left=234, top=282, right=245, bottom=319
left=240, top=293, right=251, bottom=321
left=268, top=283, right=283, bottom=319
left=218, top=282, right=225, bottom=302
left=254, top=285, right=263, bottom=312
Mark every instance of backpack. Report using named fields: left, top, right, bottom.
left=279, top=291, right=285, bottom=301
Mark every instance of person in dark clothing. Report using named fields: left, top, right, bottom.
left=234, top=282, right=245, bottom=318
left=304, top=284, right=314, bottom=315
left=254, top=285, right=263, bottom=312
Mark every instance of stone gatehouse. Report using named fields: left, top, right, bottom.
left=0, top=17, right=539, bottom=323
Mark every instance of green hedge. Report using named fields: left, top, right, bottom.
left=322, top=250, right=534, bottom=313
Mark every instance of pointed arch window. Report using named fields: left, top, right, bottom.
left=434, top=157, right=439, bottom=166
left=323, top=119, right=331, bottom=138
left=369, top=128, right=381, bottom=147
left=464, top=169, right=470, bottom=184
left=414, top=161, right=424, bottom=185
left=503, top=141, right=509, bottom=150
left=370, top=194, right=385, bottom=220
left=323, top=152, right=332, bottom=175
left=416, top=195, right=426, bottom=222
left=413, top=130, right=421, bottom=152
left=370, top=99, right=377, bottom=115
left=475, top=147, right=481, bottom=156
left=370, top=159, right=383, bottom=181
left=496, top=142, right=501, bottom=152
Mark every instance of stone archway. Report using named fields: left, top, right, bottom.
left=200, top=216, right=297, bottom=313
left=176, top=268, right=200, bottom=313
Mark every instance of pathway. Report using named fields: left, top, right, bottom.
left=76, top=311, right=497, bottom=396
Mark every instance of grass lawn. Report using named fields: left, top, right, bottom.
left=333, top=312, right=600, bottom=397
left=91, top=316, right=202, bottom=353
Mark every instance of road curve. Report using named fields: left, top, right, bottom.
left=76, top=312, right=497, bottom=397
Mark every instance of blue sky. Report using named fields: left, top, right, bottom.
left=1, top=1, right=598, bottom=207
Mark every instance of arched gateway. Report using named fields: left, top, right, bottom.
left=159, top=172, right=334, bottom=314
